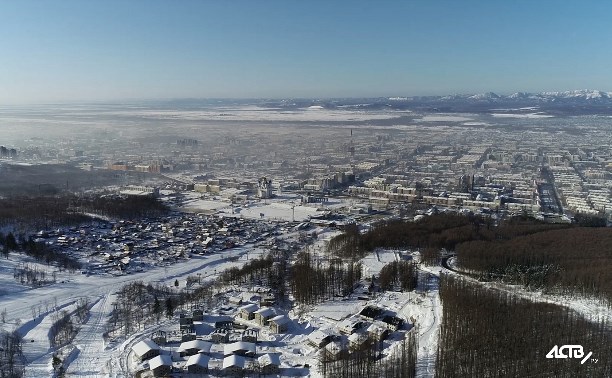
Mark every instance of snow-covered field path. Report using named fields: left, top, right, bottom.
left=65, top=293, right=113, bottom=377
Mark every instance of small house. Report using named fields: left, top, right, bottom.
left=367, top=321, right=390, bottom=342
left=307, top=329, right=334, bottom=348
left=181, top=333, right=196, bottom=342
left=258, top=353, right=281, bottom=375
left=178, top=340, right=212, bottom=357
left=210, top=328, right=230, bottom=343
left=254, top=307, right=275, bottom=326
left=268, top=315, right=290, bottom=334
left=242, top=329, right=258, bottom=343
left=381, top=315, right=404, bottom=331
left=238, top=303, right=259, bottom=320
left=150, top=330, right=167, bottom=346
left=222, top=354, right=247, bottom=375
left=228, top=296, right=243, bottom=306
left=192, top=309, right=204, bottom=322
left=185, top=353, right=209, bottom=375
left=215, top=320, right=234, bottom=329
left=149, top=354, right=172, bottom=377
left=132, top=338, right=160, bottom=362
left=224, top=341, right=256, bottom=358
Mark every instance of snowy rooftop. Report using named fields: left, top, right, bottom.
left=178, top=339, right=212, bottom=353
left=131, top=338, right=159, bottom=357
left=254, top=307, right=275, bottom=317
left=149, top=354, right=172, bottom=370
left=224, top=341, right=256, bottom=356
left=186, top=353, right=210, bottom=367
left=258, top=353, right=281, bottom=367
left=238, top=303, right=259, bottom=313
left=222, top=354, right=247, bottom=369
left=269, top=314, right=290, bottom=325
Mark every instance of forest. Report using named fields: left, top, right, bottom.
left=0, top=194, right=169, bottom=230
left=290, top=251, right=362, bottom=305
left=328, top=214, right=571, bottom=259
left=436, top=275, right=612, bottom=377
left=328, top=213, right=612, bottom=303
left=455, top=226, right=612, bottom=304
left=0, top=330, right=24, bottom=378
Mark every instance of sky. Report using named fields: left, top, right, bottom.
left=1, top=0, right=612, bottom=103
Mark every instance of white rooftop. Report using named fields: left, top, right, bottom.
left=149, top=354, right=172, bottom=370
left=186, top=353, right=210, bottom=367
left=131, top=338, right=159, bottom=357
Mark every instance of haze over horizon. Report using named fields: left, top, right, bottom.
left=2, top=0, right=612, bottom=104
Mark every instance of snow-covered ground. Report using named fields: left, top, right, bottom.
left=0, top=246, right=265, bottom=377
left=103, top=107, right=408, bottom=123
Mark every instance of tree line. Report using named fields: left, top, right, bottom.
left=49, top=298, right=89, bottom=348
left=0, top=194, right=169, bottom=230
left=0, top=330, right=24, bottom=378
left=456, top=227, right=612, bottom=304
left=328, top=214, right=571, bottom=259
left=436, top=275, right=612, bottom=377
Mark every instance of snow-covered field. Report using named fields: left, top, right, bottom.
left=417, top=115, right=474, bottom=122
left=105, top=107, right=408, bottom=122
left=490, top=112, right=553, bottom=118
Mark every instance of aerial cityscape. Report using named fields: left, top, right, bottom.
left=1, top=1, right=612, bottom=378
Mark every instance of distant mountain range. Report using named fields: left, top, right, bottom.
left=394, top=89, right=612, bottom=103
left=260, top=89, right=612, bottom=115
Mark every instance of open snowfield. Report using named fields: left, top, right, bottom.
left=360, top=248, right=405, bottom=277
left=220, top=202, right=322, bottom=222
left=417, top=115, right=474, bottom=122
left=104, top=106, right=407, bottom=123
left=491, top=112, right=553, bottom=118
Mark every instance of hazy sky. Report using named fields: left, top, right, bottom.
left=1, top=1, right=612, bottom=103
